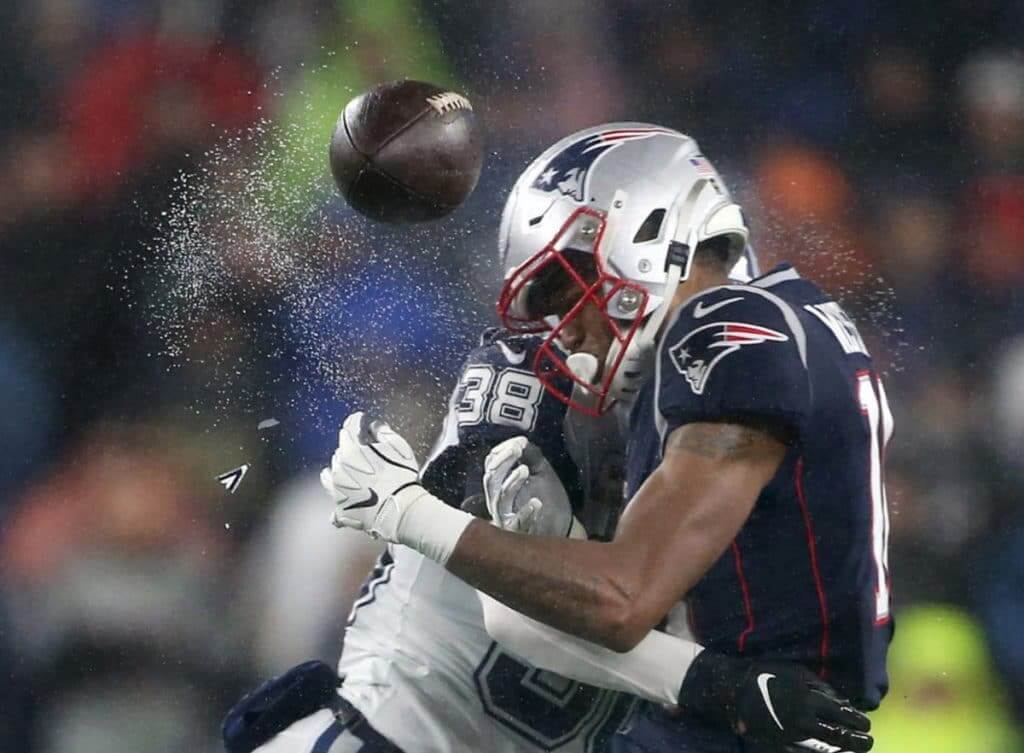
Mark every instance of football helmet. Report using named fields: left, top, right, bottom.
left=497, top=123, right=750, bottom=415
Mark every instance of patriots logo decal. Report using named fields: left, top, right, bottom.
left=669, top=322, right=789, bottom=395
left=531, top=127, right=674, bottom=201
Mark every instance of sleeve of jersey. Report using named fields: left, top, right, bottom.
left=656, top=291, right=810, bottom=439
left=478, top=591, right=701, bottom=706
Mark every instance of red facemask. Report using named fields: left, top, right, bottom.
left=497, top=206, right=650, bottom=417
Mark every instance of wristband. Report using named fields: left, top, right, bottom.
left=394, top=485, right=475, bottom=565
left=676, top=650, right=749, bottom=731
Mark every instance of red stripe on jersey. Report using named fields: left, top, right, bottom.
left=731, top=541, right=756, bottom=653
left=795, top=457, right=831, bottom=678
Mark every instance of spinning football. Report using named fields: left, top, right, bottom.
left=329, top=80, right=483, bottom=223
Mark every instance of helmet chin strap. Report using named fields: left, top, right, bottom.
left=603, top=260, right=681, bottom=403
left=604, top=181, right=706, bottom=402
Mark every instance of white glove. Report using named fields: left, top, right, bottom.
left=319, top=412, right=421, bottom=538
left=483, top=436, right=574, bottom=537
left=320, top=412, right=475, bottom=564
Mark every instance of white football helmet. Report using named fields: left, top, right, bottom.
left=497, top=123, right=751, bottom=415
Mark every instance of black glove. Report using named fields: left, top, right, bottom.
left=677, top=652, right=873, bottom=752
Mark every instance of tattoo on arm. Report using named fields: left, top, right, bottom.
left=665, top=422, right=765, bottom=460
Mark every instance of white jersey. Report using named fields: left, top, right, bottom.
left=339, top=548, right=634, bottom=753
left=337, top=330, right=635, bottom=753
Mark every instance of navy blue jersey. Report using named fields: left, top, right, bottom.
left=420, top=327, right=584, bottom=512
left=626, top=265, right=893, bottom=714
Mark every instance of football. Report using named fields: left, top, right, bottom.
left=329, top=80, right=484, bottom=223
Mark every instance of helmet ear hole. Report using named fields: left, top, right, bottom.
left=632, top=209, right=666, bottom=243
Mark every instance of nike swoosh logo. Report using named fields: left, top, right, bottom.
left=757, top=673, right=785, bottom=731
left=345, top=489, right=379, bottom=510
left=693, top=296, right=744, bottom=318
left=794, top=738, right=841, bottom=752
left=496, top=340, right=527, bottom=365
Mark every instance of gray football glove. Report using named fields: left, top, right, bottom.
left=483, top=436, right=573, bottom=537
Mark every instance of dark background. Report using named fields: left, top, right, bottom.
left=1, top=1, right=1023, bottom=751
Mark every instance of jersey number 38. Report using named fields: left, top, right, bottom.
left=456, top=366, right=545, bottom=432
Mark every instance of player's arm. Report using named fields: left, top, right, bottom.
left=479, top=590, right=700, bottom=706
left=448, top=421, right=785, bottom=651
left=321, top=410, right=778, bottom=652
left=472, top=448, right=702, bottom=705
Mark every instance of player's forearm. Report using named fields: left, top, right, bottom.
left=479, top=590, right=702, bottom=705
left=447, top=519, right=649, bottom=651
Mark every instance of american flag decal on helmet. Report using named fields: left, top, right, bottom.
left=689, top=155, right=716, bottom=178
left=531, top=127, right=675, bottom=202
left=669, top=321, right=789, bottom=395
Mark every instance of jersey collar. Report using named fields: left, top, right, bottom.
left=751, top=263, right=801, bottom=289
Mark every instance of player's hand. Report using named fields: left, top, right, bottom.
left=483, top=436, right=573, bottom=537
left=320, top=412, right=422, bottom=541
left=678, top=652, right=872, bottom=752
left=738, top=663, right=872, bottom=753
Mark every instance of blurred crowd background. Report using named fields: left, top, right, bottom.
left=1, top=1, right=1023, bottom=751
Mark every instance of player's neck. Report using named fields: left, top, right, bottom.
left=668, top=264, right=731, bottom=314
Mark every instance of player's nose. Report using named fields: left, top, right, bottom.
left=557, top=319, right=585, bottom=351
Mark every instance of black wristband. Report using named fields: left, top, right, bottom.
left=676, top=650, right=751, bottom=731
